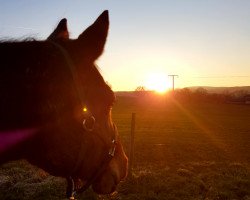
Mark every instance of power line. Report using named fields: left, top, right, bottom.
left=192, top=76, right=250, bottom=79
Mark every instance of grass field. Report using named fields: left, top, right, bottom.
left=0, top=95, right=250, bottom=200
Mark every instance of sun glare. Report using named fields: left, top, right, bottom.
left=145, top=73, right=170, bottom=93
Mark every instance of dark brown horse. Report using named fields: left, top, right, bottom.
left=0, top=10, right=127, bottom=198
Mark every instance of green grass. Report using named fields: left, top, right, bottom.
left=1, top=95, right=250, bottom=199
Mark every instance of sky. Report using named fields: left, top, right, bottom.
left=0, top=0, right=250, bottom=91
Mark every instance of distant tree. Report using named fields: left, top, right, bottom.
left=232, top=90, right=248, bottom=98
left=194, top=87, right=208, bottom=101
left=231, top=90, right=249, bottom=102
left=181, top=88, right=192, bottom=95
left=135, top=86, right=147, bottom=97
left=174, top=88, right=193, bottom=102
left=195, top=87, right=208, bottom=95
left=221, top=90, right=232, bottom=102
left=135, top=86, right=146, bottom=92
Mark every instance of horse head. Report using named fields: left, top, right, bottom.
left=0, top=11, right=127, bottom=196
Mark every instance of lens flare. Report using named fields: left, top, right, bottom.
left=83, top=107, right=87, bottom=113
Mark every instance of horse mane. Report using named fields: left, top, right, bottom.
left=0, top=37, right=38, bottom=43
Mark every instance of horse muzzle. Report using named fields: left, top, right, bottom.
left=91, top=169, right=118, bottom=194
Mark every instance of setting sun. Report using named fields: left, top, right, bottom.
left=145, top=73, right=170, bottom=93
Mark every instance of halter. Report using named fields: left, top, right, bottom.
left=49, top=41, right=117, bottom=199
left=66, top=124, right=118, bottom=199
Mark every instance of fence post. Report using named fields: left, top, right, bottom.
left=128, top=112, right=136, bottom=178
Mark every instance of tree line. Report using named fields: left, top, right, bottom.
left=134, top=86, right=250, bottom=104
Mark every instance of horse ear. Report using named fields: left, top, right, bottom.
left=77, top=10, right=109, bottom=60
left=48, top=18, right=69, bottom=40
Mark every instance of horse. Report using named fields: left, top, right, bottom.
left=0, top=10, right=128, bottom=198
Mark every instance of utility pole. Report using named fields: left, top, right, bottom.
left=168, top=75, right=178, bottom=92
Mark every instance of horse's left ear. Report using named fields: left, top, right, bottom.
left=77, top=10, right=109, bottom=61
left=48, top=18, right=69, bottom=40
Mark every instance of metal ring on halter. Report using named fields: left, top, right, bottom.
left=82, top=116, right=96, bottom=131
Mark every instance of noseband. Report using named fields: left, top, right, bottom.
left=50, top=41, right=117, bottom=199
left=66, top=124, right=118, bottom=199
